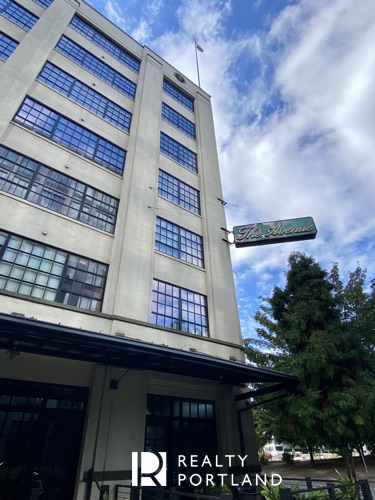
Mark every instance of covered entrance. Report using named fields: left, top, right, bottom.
left=0, top=313, right=298, bottom=499
left=0, top=378, right=88, bottom=500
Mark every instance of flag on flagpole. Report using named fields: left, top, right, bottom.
left=196, top=42, right=204, bottom=52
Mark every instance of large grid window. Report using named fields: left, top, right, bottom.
left=163, top=79, right=194, bottom=112
left=13, top=97, right=126, bottom=174
left=160, top=132, right=197, bottom=173
left=146, top=395, right=217, bottom=486
left=0, top=231, right=108, bottom=311
left=0, top=0, right=38, bottom=30
left=155, top=217, right=204, bottom=268
left=152, top=279, right=208, bottom=336
left=38, top=62, right=132, bottom=133
left=162, top=103, right=195, bottom=139
left=55, top=36, right=136, bottom=100
left=0, top=146, right=119, bottom=233
left=0, top=31, right=18, bottom=60
left=70, top=15, right=140, bottom=74
left=33, top=0, right=52, bottom=7
left=158, top=170, right=200, bottom=215
left=0, top=379, right=88, bottom=500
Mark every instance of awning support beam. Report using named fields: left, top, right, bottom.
left=235, top=381, right=296, bottom=402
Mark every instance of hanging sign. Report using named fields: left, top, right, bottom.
left=233, top=216, right=317, bottom=248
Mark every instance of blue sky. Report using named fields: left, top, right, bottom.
left=86, top=0, right=375, bottom=338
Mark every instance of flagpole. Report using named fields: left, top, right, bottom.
left=194, top=41, right=201, bottom=88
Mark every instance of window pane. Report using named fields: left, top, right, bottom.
left=0, top=31, right=19, bottom=60
left=0, top=231, right=108, bottom=311
left=5, top=280, right=18, bottom=292
left=163, top=80, right=194, bottom=112
left=145, top=395, right=217, bottom=487
left=155, top=217, right=204, bottom=268
left=32, top=0, right=53, bottom=7
left=151, top=279, right=208, bottom=336
left=160, top=133, right=197, bottom=173
left=0, top=0, right=38, bottom=31
left=158, top=170, right=200, bottom=215
left=161, top=103, right=195, bottom=139
left=69, top=16, right=140, bottom=73
left=13, top=99, right=126, bottom=175
left=58, top=254, right=107, bottom=311
left=38, top=62, right=132, bottom=133
left=1, top=146, right=119, bottom=232
left=55, top=36, right=136, bottom=99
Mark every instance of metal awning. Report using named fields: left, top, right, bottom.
left=0, top=313, right=297, bottom=386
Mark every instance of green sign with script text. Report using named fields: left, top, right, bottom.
left=233, top=216, right=317, bottom=248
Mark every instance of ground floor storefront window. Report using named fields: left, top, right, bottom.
left=145, top=394, right=218, bottom=487
left=0, top=378, right=88, bottom=500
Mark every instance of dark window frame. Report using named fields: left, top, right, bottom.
left=151, top=278, right=208, bottom=336
left=0, top=378, right=88, bottom=499
left=158, top=170, right=200, bottom=215
left=38, top=62, right=132, bottom=133
left=160, top=132, right=197, bottom=173
left=0, top=145, right=119, bottom=233
left=145, top=394, right=217, bottom=486
left=55, top=36, right=136, bottom=100
left=0, top=0, right=38, bottom=30
left=32, top=0, right=52, bottom=7
left=0, top=31, right=18, bottom=60
left=70, top=15, right=140, bottom=74
left=163, top=79, right=194, bottom=112
left=155, top=217, right=204, bottom=268
left=161, top=102, right=196, bottom=139
left=0, top=230, right=108, bottom=311
left=13, top=97, right=126, bottom=175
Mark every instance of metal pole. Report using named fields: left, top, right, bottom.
left=195, top=42, right=201, bottom=87
left=359, top=447, right=369, bottom=475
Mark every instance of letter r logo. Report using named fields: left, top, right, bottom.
left=132, top=452, right=167, bottom=486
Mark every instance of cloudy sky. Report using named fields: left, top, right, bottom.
left=87, top=0, right=375, bottom=338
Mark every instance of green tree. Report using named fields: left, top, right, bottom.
left=253, top=408, right=274, bottom=454
left=361, top=279, right=375, bottom=351
left=245, top=252, right=375, bottom=479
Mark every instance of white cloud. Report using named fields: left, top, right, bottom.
left=103, top=0, right=165, bottom=44
left=176, top=0, right=231, bottom=39
left=103, top=0, right=129, bottom=31
left=131, top=0, right=164, bottom=43
left=131, top=19, right=152, bottom=43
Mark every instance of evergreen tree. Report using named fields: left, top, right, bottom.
left=245, top=252, right=375, bottom=478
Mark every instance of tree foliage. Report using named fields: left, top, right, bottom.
left=245, top=252, right=375, bottom=478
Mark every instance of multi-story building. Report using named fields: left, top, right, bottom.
left=0, top=0, right=295, bottom=498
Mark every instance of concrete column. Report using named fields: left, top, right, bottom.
left=104, top=51, right=164, bottom=320
left=0, top=0, right=78, bottom=139
left=195, top=92, right=243, bottom=347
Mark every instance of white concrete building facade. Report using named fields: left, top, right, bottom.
left=0, top=1, right=295, bottom=498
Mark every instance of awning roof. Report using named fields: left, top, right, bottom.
left=0, top=313, right=297, bottom=386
